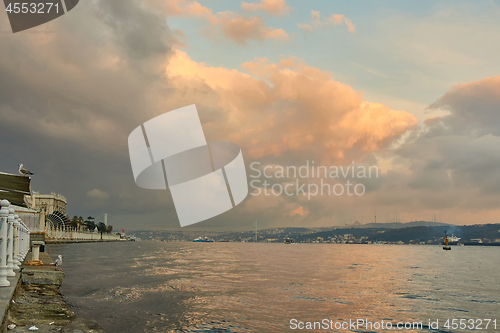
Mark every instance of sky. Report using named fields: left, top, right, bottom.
left=1, top=0, right=500, bottom=231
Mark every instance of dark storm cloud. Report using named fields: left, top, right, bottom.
left=97, top=0, right=175, bottom=59
left=391, top=76, right=500, bottom=210
left=0, top=0, right=181, bottom=230
left=428, top=77, right=500, bottom=136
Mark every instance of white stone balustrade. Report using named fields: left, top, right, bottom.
left=0, top=200, right=31, bottom=287
left=45, top=226, right=120, bottom=241
left=0, top=199, right=121, bottom=288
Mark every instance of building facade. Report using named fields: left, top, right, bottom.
left=34, top=192, right=67, bottom=215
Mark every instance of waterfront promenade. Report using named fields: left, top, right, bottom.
left=44, top=226, right=121, bottom=243
left=0, top=198, right=122, bottom=331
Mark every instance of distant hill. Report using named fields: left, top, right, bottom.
left=353, top=221, right=453, bottom=229
left=295, top=224, right=500, bottom=244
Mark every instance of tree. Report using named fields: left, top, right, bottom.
left=106, top=225, right=113, bottom=233
left=96, top=222, right=107, bottom=233
left=84, top=216, right=96, bottom=231
left=84, top=221, right=96, bottom=231
left=97, top=222, right=109, bottom=240
left=70, top=216, right=80, bottom=228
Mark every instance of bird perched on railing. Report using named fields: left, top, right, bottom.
left=54, top=255, right=63, bottom=267
left=18, top=163, right=34, bottom=175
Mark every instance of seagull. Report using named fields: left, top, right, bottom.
left=54, top=255, right=63, bottom=267
left=18, top=163, right=34, bottom=175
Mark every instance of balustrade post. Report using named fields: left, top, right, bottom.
left=6, top=208, right=15, bottom=276
left=0, top=200, right=11, bottom=286
left=23, top=224, right=30, bottom=258
left=19, top=221, right=30, bottom=262
left=13, top=214, right=20, bottom=269
left=18, top=224, right=24, bottom=260
left=39, top=212, right=46, bottom=232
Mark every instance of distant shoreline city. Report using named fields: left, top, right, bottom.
left=128, top=221, right=500, bottom=246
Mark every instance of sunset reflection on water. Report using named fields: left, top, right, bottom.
left=56, top=242, right=500, bottom=332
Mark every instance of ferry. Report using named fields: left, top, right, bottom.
left=442, top=234, right=461, bottom=246
left=193, top=236, right=214, bottom=242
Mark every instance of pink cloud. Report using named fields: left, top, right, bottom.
left=299, top=10, right=356, bottom=33
left=288, top=206, right=308, bottom=217
left=241, top=0, right=292, bottom=16
left=166, top=51, right=417, bottom=162
left=143, top=0, right=289, bottom=44
left=210, top=11, right=289, bottom=45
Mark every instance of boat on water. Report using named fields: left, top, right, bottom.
left=442, top=234, right=461, bottom=245
left=284, top=238, right=295, bottom=244
left=193, top=236, right=214, bottom=242
left=443, top=231, right=451, bottom=250
left=219, top=239, right=229, bottom=242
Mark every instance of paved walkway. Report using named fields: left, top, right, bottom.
left=0, top=270, right=21, bottom=331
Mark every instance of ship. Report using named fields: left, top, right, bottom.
left=441, top=234, right=461, bottom=245
left=193, top=236, right=214, bottom=242
left=284, top=238, right=295, bottom=244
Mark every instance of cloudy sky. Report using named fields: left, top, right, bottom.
left=1, top=0, right=499, bottom=231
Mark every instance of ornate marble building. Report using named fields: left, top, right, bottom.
left=34, top=192, right=67, bottom=215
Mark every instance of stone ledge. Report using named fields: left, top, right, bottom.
left=20, top=252, right=65, bottom=286
left=21, top=267, right=65, bottom=286
left=6, top=284, right=104, bottom=333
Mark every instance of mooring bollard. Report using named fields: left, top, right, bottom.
left=26, top=221, right=42, bottom=265
left=0, top=200, right=11, bottom=286
left=29, top=241, right=44, bottom=264
left=6, top=208, right=15, bottom=276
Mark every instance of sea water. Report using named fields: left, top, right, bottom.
left=53, top=242, right=500, bottom=332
